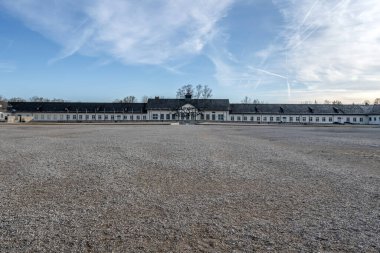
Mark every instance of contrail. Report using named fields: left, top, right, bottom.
left=252, top=67, right=287, bottom=79
left=251, top=67, right=292, bottom=98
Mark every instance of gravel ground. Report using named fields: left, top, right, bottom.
left=0, top=124, right=379, bottom=252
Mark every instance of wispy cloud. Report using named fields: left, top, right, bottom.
left=274, top=0, right=380, bottom=100
left=1, top=0, right=234, bottom=65
left=209, top=0, right=380, bottom=102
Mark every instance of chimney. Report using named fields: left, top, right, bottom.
left=185, top=93, right=192, bottom=100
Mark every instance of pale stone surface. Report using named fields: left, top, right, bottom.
left=0, top=125, right=379, bottom=252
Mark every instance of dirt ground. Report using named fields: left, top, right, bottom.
left=0, top=124, right=379, bottom=252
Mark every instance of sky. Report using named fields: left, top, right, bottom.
left=0, top=0, right=379, bottom=103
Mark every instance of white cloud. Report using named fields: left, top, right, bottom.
left=275, top=0, right=380, bottom=94
left=1, top=0, right=234, bottom=64
left=209, top=0, right=380, bottom=102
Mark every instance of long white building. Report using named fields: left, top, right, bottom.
left=2, top=94, right=380, bottom=125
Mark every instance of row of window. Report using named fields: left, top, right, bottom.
left=34, top=114, right=146, bottom=121
left=230, top=115, right=365, bottom=123
left=151, top=113, right=225, bottom=121
left=29, top=113, right=378, bottom=122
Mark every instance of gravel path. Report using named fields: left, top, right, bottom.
left=0, top=125, right=379, bottom=252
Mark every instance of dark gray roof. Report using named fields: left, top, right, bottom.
left=8, top=102, right=146, bottom=113
left=230, top=104, right=373, bottom=115
left=7, top=101, right=377, bottom=115
left=146, top=98, right=230, bottom=111
left=370, top=105, right=380, bottom=114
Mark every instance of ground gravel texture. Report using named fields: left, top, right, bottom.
left=0, top=124, right=379, bottom=252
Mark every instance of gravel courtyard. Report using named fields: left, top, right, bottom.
left=0, top=124, right=379, bottom=252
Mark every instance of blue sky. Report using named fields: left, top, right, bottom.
left=1, top=0, right=379, bottom=103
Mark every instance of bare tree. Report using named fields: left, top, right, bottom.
left=123, top=96, right=137, bottom=103
left=0, top=95, right=7, bottom=102
left=332, top=100, right=342, bottom=105
left=194, top=84, right=203, bottom=99
left=363, top=100, right=370, bottom=105
left=176, top=84, right=212, bottom=99
left=51, top=98, right=65, bottom=102
left=141, top=95, right=149, bottom=103
left=241, top=96, right=252, bottom=104
left=176, top=84, right=193, bottom=98
left=8, top=97, right=26, bottom=102
left=374, top=98, right=380, bottom=105
left=201, top=85, right=212, bottom=99
left=30, top=96, right=50, bottom=102
left=324, top=100, right=331, bottom=104
left=252, top=98, right=263, bottom=104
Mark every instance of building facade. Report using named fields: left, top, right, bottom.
left=3, top=95, right=380, bottom=125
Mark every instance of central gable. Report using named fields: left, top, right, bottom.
left=181, top=103, right=196, bottom=110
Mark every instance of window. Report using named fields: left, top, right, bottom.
left=237, top=116, right=241, bottom=121
left=231, top=116, right=234, bottom=121
left=153, top=114, right=158, bottom=120
left=250, top=116, right=254, bottom=121
left=200, top=114, right=204, bottom=120
left=72, top=115, right=76, bottom=120
left=257, top=117, right=260, bottom=121
left=329, top=117, right=333, bottom=122
left=172, top=114, right=176, bottom=120
left=270, top=117, right=274, bottom=122
left=302, top=117, right=307, bottom=122
left=60, top=115, right=64, bottom=120
left=66, top=115, right=70, bottom=120
left=243, top=116, right=247, bottom=121
left=218, top=114, right=224, bottom=121
left=360, top=117, right=363, bottom=122
left=86, top=115, right=89, bottom=120
left=276, top=117, right=280, bottom=122
left=117, top=115, right=121, bottom=120
left=369, top=117, right=372, bottom=121
left=206, top=114, right=210, bottom=120
left=105, top=115, right=109, bottom=120
left=212, top=114, right=216, bottom=121
left=123, top=115, right=128, bottom=120
left=92, top=115, right=96, bottom=120
left=143, top=115, right=146, bottom=120
left=111, top=115, right=115, bottom=120
left=289, top=117, right=293, bottom=122
left=353, top=117, right=357, bottom=122
left=316, top=117, right=319, bottom=122
left=160, top=114, right=164, bottom=120
left=130, top=115, right=134, bottom=120
left=98, top=115, right=102, bottom=120
left=34, top=115, right=38, bottom=120
left=79, top=115, right=82, bottom=120
left=309, top=117, right=313, bottom=122
left=166, top=114, right=170, bottom=120
left=346, top=117, right=350, bottom=122
left=296, top=117, right=300, bottom=122
left=322, top=117, right=326, bottom=122
left=282, top=117, right=286, bottom=121
left=263, top=117, right=267, bottom=121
